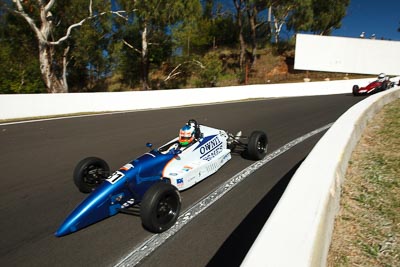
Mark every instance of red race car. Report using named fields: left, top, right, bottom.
left=352, top=73, right=395, bottom=96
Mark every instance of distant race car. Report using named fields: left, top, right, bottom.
left=55, top=119, right=268, bottom=237
left=352, top=73, right=395, bottom=96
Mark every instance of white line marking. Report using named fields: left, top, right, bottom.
left=114, top=123, right=334, bottom=266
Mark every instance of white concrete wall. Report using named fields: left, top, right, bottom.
left=295, top=34, right=400, bottom=75
left=241, top=86, right=400, bottom=267
left=0, top=78, right=377, bottom=121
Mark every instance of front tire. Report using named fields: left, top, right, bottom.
left=140, top=182, right=181, bottom=233
left=380, top=82, right=388, bottom=92
left=73, top=157, right=110, bottom=193
left=352, top=85, right=359, bottom=96
left=246, top=131, right=268, bottom=160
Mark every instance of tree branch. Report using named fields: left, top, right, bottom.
left=122, top=39, right=141, bottom=54
left=11, top=1, right=43, bottom=41
left=164, top=60, right=205, bottom=82
left=48, top=10, right=130, bottom=45
left=44, top=0, right=56, bottom=13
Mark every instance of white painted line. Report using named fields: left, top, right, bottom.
left=114, top=123, right=334, bottom=266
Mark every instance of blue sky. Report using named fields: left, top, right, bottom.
left=218, top=0, right=400, bottom=41
left=332, top=0, right=400, bottom=41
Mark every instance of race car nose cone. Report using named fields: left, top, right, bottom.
left=54, top=222, right=77, bottom=237
left=54, top=181, right=121, bottom=237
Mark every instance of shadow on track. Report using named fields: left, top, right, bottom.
left=206, top=159, right=305, bottom=267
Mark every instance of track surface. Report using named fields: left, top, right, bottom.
left=0, top=94, right=365, bottom=267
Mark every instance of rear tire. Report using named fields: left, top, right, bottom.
left=141, top=182, right=181, bottom=233
left=73, top=157, right=109, bottom=193
left=246, top=131, right=268, bottom=160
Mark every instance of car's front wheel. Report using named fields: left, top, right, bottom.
left=140, top=182, right=181, bottom=233
left=352, top=85, right=359, bottom=96
left=73, top=157, right=110, bottom=193
left=380, top=81, right=388, bottom=91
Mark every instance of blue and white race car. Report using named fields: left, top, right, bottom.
left=55, top=119, right=268, bottom=237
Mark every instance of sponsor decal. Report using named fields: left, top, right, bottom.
left=169, top=173, right=178, bottom=176
left=121, top=198, right=136, bottom=208
left=177, top=178, right=184, bottom=188
left=119, top=163, right=134, bottom=171
left=202, top=145, right=223, bottom=161
left=196, top=135, right=223, bottom=161
left=182, top=166, right=193, bottom=172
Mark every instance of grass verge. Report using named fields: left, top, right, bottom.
left=327, top=99, right=400, bottom=266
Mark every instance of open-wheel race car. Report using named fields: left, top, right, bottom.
left=352, top=73, right=395, bottom=96
left=55, top=119, right=268, bottom=237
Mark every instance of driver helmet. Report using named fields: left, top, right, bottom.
left=179, top=124, right=195, bottom=146
left=378, top=73, right=386, bottom=79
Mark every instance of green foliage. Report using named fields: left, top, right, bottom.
left=196, top=51, right=223, bottom=87
left=285, top=0, right=314, bottom=32
left=0, top=10, right=45, bottom=93
left=0, top=42, right=45, bottom=93
left=310, top=0, right=350, bottom=35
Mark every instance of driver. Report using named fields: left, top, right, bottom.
left=178, top=124, right=195, bottom=147
left=161, top=123, right=197, bottom=154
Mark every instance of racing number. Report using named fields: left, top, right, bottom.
left=107, top=171, right=125, bottom=184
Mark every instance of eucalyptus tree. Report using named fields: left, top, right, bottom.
left=266, top=0, right=313, bottom=43
left=233, top=0, right=246, bottom=69
left=245, top=0, right=268, bottom=66
left=4, top=0, right=116, bottom=93
left=117, top=0, right=202, bottom=90
left=309, top=0, right=350, bottom=35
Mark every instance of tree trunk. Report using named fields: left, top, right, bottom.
left=247, top=6, right=257, bottom=67
left=141, top=23, right=150, bottom=90
left=234, top=0, right=245, bottom=71
left=38, top=41, right=67, bottom=93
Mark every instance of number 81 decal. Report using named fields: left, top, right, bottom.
left=107, top=171, right=125, bottom=184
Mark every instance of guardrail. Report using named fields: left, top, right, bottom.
left=241, top=86, right=400, bottom=267
left=0, top=78, right=373, bottom=121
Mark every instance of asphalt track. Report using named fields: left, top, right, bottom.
left=0, top=94, right=366, bottom=267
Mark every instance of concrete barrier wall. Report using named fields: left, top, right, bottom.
left=295, top=34, right=400, bottom=75
left=0, top=78, right=375, bottom=121
left=241, top=86, right=400, bottom=267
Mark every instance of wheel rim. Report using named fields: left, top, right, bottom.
left=156, top=193, right=179, bottom=225
left=257, top=137, right=267, bottom=154
left=83, top=164, right=104, bottom=186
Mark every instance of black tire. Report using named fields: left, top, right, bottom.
left=246, top=131, right=268, bottom=160
left=140, top=182, right=181, bottom=233
left=380, top=82, right=388, bottom=91
left=352, top=85, right=359, bottom=96
left=73, top=157, right=110, bottom=193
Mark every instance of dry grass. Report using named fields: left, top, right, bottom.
left=327, top=99, right=400, bottom=267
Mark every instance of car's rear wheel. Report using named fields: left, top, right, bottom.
left=141, top=182, right=181, bottom=233
left=73, top=157, right=110, bottom=193
left=246, top=131, right=268, bottom=160
left=352, top=85, right=359, bottom=96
